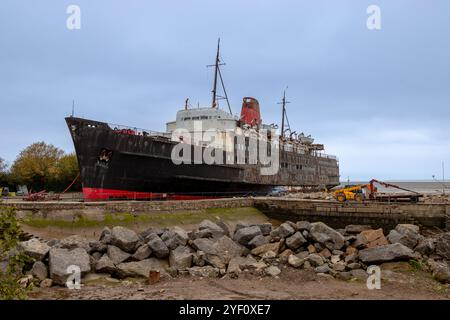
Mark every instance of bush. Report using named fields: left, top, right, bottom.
left=0, top=206, right=31, bottom=300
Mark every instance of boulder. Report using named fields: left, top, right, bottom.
left=307, top=244, right=316, bottom=253
left=330, top=255, right=341, bottom=264
left=350, top=269, right=368, bottom=280
left=344, top=253, right=358, bottom=264
left=147, top=234, right=170, bottom=258
left=309, top=222, right=345, bottom=250
left=345, top=246, right=358, bottom=256
left=193, top=251, right=206, bottom=267
left=251, top=242, right=282, bottom=257
left=59, top=235, right=91, bottom=253
left=233, top=226, right=262, bottom=246
left=99, top=227, right=111, bottom=242
left=91, top=252, right=102, bottom=261
left=30, top=261, right=48, bottom=281
left=18, top=239, right=50, bottom=261
left=188, top=266, right=220, bottom=278
left=270, top=223, right=295, bottom=239
left=46, top=239, right=60, bottom=247
left=345, top=225, right=372, bottom=234
left=95, top=254, right=116, bottom=274
left=307, top=253, right=324, bottom=267
left=435, top=232, right=450, bottom=260
left=49, top=248, right=91, bottom=285
left=332, top=262, right=346, bottom=272
left=358, top=243, right=414, bottom=264
left=387, top=225, right=422, bottom=249
left=296, top=221, right=311, bottom=232
left=110, top=226, right=140, bottom=253
left=265, top=266, right=281, bottom=277
left=248, top=235, right=268, bottom=248
left=193, top=236, right=244, bottom=269
left=161, top=226, right=190, bottom=250
left=132, top=244, right=152, bottom=261
left=216, top=220, right=231, bottom=236
left=261, top=250, right=276, bottom=259
left=355, top=229, right=388, bottom=248
left=213, top=236, right=247, bottom=263
left=227, top=255, right=258, bottom=274
left=319, top=248, right=332, bottom=259
left=346, top=262, right=361, bottom=270
left=279, top=249, right=294, bottom=263
left=107, top=245, right=131, bottom=264
left=315, top=265, right=330, bottom=274
left=288, top=254, right=304, bottom=268
left=199, top=219, right=224, bottom=233
left=89, top=241, right=107, bottom=253
left=286, top=232, right=307, bottom=250
left=169, top=246, right=194, bottom=270
left=296, top=251, right=309, bottom=260
left=140, top=227, right=165, bottom=239
left=428, top=259, right=450, bottom=284
left=191, top=238, right=217, bottom=255
left=258, top=223, right=273, bottom=236
left=194, top=220, right=226, bottom=239
left=396, top=224, right=420, bottom=234
left=40, top=278, right=53, bottom=288
left=415, top=238, right=435, bottom=256
left=116, top=258, right=168, bottom=278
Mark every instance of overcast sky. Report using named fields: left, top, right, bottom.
left=1, top=0, right=449, bottom=181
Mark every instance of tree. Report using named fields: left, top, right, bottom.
left=0, top=158, right=9, bottom=187
left=56, top=153, right=80, bottom=191
left=0, top=157, right=6, bottom=174
left=10, top=142, right=64, bottom=192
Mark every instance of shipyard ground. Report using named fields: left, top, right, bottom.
left=29, top=265, right=449, bottom=300
left=3, top=195, right=449, bottom=300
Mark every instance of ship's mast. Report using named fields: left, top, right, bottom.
left=208, top=38, right=232, bottom=114
left=211, top=39, right=220, bottom=108
left=278, top=89, right=290, bottom=137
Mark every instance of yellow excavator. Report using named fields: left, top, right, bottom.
left=333, top=184, right=371, bottom=202
left=333, top=179, right=422, bottom=203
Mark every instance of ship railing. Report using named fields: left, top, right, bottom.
left=315, top=152, right=338, bottom=160
left=108, top=123, right=169, bottom=138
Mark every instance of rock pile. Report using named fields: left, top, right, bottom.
left=12, top=220, right=450, bottom=287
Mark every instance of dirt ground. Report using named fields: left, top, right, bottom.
left=29, top=264, right=450, bottom=300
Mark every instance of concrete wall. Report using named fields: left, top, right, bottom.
left=2, top=197, right=448, bottom=231
left=253, top=198, right=449, bottom=232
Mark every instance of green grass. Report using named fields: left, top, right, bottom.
left=409, top=259, right=425, bottom=273
left=20, top=207, right=265, bottom=229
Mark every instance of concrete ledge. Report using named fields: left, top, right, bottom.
left=1, top=197, right=448, bottom=231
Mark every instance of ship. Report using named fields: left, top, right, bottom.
left=66, top=40, right=340, bottom=201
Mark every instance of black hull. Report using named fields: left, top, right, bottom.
left=66, top=117, right=340, bottom=200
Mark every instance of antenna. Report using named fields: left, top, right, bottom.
left=207, top=38, right=232, bottom=114
left=277, top=87, right=290, bottom=137
left=71, top=100, right=75, bottom=117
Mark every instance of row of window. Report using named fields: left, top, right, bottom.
left=182, top=115, right=222, bottom=121
left=280, top=163, right=305, bottom=170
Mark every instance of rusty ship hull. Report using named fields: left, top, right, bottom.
left=66, top=117, right=340, bottom=201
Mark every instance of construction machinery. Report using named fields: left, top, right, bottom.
left=333, top=179, right=423, bottom=203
